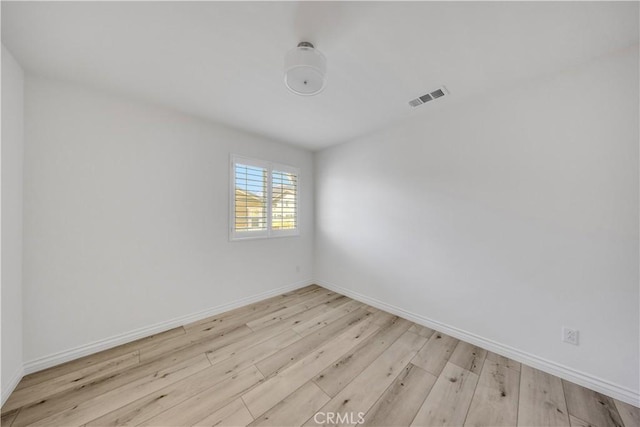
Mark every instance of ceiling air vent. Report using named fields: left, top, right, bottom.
left=409, top=86, right=449, bottom=108
left=430, top=88, right=445, bottom=99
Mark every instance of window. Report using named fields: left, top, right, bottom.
left=230, top=155, right=299, bottom=240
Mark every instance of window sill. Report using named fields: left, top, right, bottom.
left=229, top=231, right=300, bottom=242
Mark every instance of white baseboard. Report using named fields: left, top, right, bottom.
left=22, top=279, right=314, bottom=376
left=16, top=277, right=639, bottom=408
left=1, top=365, right=24, bottom=406
left=316, top=279, right=640, bottom=407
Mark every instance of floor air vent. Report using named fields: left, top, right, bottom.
left=409, top=86, right=448, bottom=108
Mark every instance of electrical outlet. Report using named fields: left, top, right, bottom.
left=295, top=265, right=300, bottom=273
left=562, top=327, right=579, bottom=345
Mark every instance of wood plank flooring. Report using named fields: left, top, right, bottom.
left=2, top=285, right=638, bottom=427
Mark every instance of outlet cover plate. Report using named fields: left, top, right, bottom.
left=563, top=327, right=579, bottom=345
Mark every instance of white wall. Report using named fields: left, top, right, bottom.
left=315, top=47, right=639, bottom=400
left=22, top=75, right=313, bottom=364
left=1, top=45, right=25, bottom=402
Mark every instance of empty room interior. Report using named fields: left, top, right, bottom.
left=1, top=1, right=639, bottom=426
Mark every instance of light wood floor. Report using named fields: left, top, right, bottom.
left=2, top=285, right=638, bottom=427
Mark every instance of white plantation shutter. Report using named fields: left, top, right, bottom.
left=271, top=168, right=298, bottom=235
left=231, top=158, right=269, bottom=239
left=230, top=156, right=299, bottom=240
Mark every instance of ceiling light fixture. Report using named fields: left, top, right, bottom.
left=284, top=42, right=326, bottom=96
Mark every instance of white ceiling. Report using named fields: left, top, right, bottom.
left=2, top=1, right=638, bottom=150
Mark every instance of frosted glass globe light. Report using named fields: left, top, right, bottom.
left=284, top=42, right=326, bottom=96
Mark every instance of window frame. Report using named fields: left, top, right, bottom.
left=229, top=155, right=300, bottom=241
